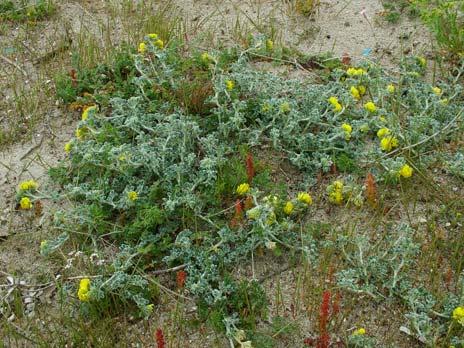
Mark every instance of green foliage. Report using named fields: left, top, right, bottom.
left=0, top=0, right=55, bottom=22
left=381, top=0, right=418, bottom=23
left=413, top=0, right=464, bottom=56
left=336, top=223, right=420, bottom=299
left=55, top=49, right=138, bottom=105
left=334, top=152, right=359, bottom=173
left=45, top=35, right=464, bottom=343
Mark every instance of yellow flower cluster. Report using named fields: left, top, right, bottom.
left=387, top=84, right=395, bottom=93
left=364, top=101, right=377, bottom=113
left=20, top=197, right=32, bottom=210
left=284, top=192, right=313, bottom=216
left=380, top=136, right=398, bottom=152
left=81, top=105, right=97, bottom=121
left=377, top=127, right=391, bottom=139
left=417, top=56, right=426, bottom=67
left=328, top=96, right=342, bottom=113
left=283, top=201, right=294, bottom=215
left=138, top=33, right=164, bottom=54
left=399, top=164, right=413, bottom=178
left=146, top=303, right=154, bottom=315
left=297, top=192, right=313, bottom=205
left=19, top=180, right=38, bottom=191
left=64, top=142, right=72, bottom=153
left=350, top=86, right=360, bottom=100
left=236, top=183, right=250, bottom=196
left=127, top=191, right=138, bottom=201
left=453, top=307, right=464, bottom=326
left=432, top=86, right=442, bottom=96
left=201, top=52, right=213, bottom=64
left=328, top=180, right=344, bottom=205
left=377, top=127, right=398, bottom=152
left=78, top=278, right=91, bottom=302
left=353, top=328, right=366, bottom=336
left=452, top=306, right=464, bottom=326
left=138, top=42, right=147, bottom=54
left=75, top=127, right=86, bottom=140
left=347, top=67, right=366, bottom=76
left=226, top=80, right=235, bottom=91
left=154, top=39, right=164, bottom=49
left=341, top=123, right=352, bottom=140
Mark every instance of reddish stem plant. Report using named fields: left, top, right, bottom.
left=155, top=328, right=165, bottom=348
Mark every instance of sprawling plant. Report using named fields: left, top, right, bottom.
left=32, top=35, right=464, bottom=341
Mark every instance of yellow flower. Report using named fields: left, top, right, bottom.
left=147, top=33, right=158, bottom=39
left=358, top=85, right=366, bottom=95
left=19, top=180, right=39, bottom=191
left=440, top=98, right=449, bottom=105
left=452, top=306, right=464, bottom=326
left=364, top=101, right=377, bottom=113
left=432, top=86, right=442, bottom=96
left=64, top=142, right=72, bottom=153
left=380, top=136, right=398, bottom=152
left=353, top=328, right=366, bottom=336
left=20, top=197, right=32, bottom=210
left=297, top=192, right=313, bottom=205
left=346, top=67, right=357, bottom=76
left=350, top=86, right=360, bottom=100
left=279, top=102, right=291, bottom=113
left=379, top=116, right=387, bottom=123
left=417, top=56, right=426, bottom=67
left=341, top=123, right=352, bottom=133
left=329, top=190, right=343, bottom=205
left=399, top=164, right=413, bottom=178
left=78, top=278, right=91, bottom=302
left=236, top=183, right=250, bottom=196
left=333, top=180, right=344, bottom=190
left=266, top=39, right=274, bottom=51
left=127, top=191, right=138, bottom=201
left=138, top=42, right=147, bottom=54
left=347, top=67, right=366, bottom=76
left=75, top=127, right=86, bottom=140
left=376, top=127, right=391, bottom=139
left=146, top=303, right=154, bottom=314
left=225, top=80, right=235, bottom=91
left=328, top=96, right=342, bottom=112
left=283, top=201, right=294, bottom=215
left=154, top=39, right=164, bottom=49
left=201, top=52, right=212, bottom=63
left=341, top=123, right=352, bottom=140
left=387, top=84, right=395, bottom=93
left=81, top=105, right=97, bottom=121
